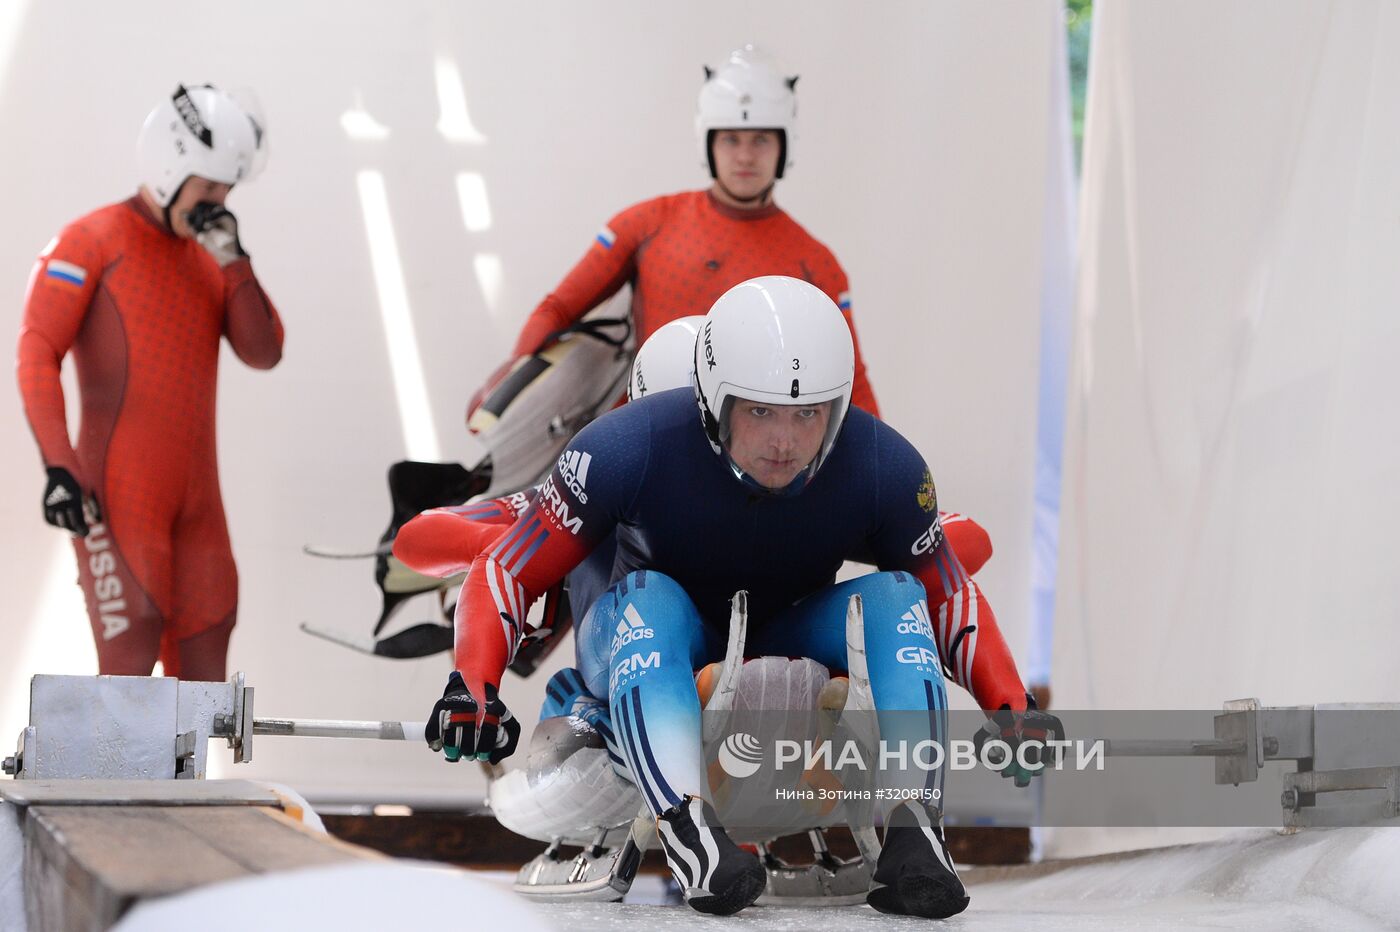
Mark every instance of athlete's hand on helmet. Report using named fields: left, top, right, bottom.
left=424, top=671, right=520, bottom=764
left=189, top=202, right=249, bottom=266
left=42, top=467, right=100, bottom=537
left=971, top=695, right=1065, bottom=788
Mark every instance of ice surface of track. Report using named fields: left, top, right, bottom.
left=48, top=825, right=1400, bottom=930
left=520, top=828, right=1400, bottom=930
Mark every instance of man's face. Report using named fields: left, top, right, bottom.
left=710, top=129, right=781, bottom=202
left=169, top=176, right=232, bottom=238
left=725, top=399, right=832, bottom=490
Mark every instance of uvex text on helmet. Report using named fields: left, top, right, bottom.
left=137, top=84, right=266, bottom=207
left=629, top=316, right=705, bottom=401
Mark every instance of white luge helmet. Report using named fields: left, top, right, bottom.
left=628, top=316, right=705, bottom=401
left=137, top=84, right=266, bottom=207
left=695, top=45, right=798, bottom=178
left=694, top=276, right=854, bottom=488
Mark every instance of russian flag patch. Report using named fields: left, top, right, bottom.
left=46, top=259, right=88, bottom=289
left=837, top=290, right=852, bottom=310
left=595, top=226, right=617, bottom=249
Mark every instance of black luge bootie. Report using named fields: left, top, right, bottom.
left=867, top=801, right=970, bottom=919
left=656, top=795, right=766, bottom=915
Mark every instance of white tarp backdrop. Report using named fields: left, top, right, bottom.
left=1057, top=0, right=1400, bottom=712
left=0, top=1, right=1061, bottom=800
left=1050, top=0, right=1400, bottom=859
left=1046, top=12, right=1400, bottom=884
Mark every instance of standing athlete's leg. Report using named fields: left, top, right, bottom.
left=172, top=616, right=235, bottom=682
left=169, top=485, right=238, bottom=681
left=72, top=510, right=171, bottom=676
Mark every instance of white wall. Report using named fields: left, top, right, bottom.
left=1057, top=0, right=1400, bottom=713
left=0, top=1, right=1059, bottom=800
left=1047, top=0, right=1400, bottom=859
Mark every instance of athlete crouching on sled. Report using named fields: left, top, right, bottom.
left=425, top=276, right=1056, bottom=917
left=399, top=314, right=993, bottom=771
left=400, top=318, right=997, bottom=898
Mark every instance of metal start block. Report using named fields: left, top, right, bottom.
left=4, top=671, right=417, bottom=783
left=6, top=673, right=252, bottom=781
left=1208, top=700, right=1400, bottom=828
